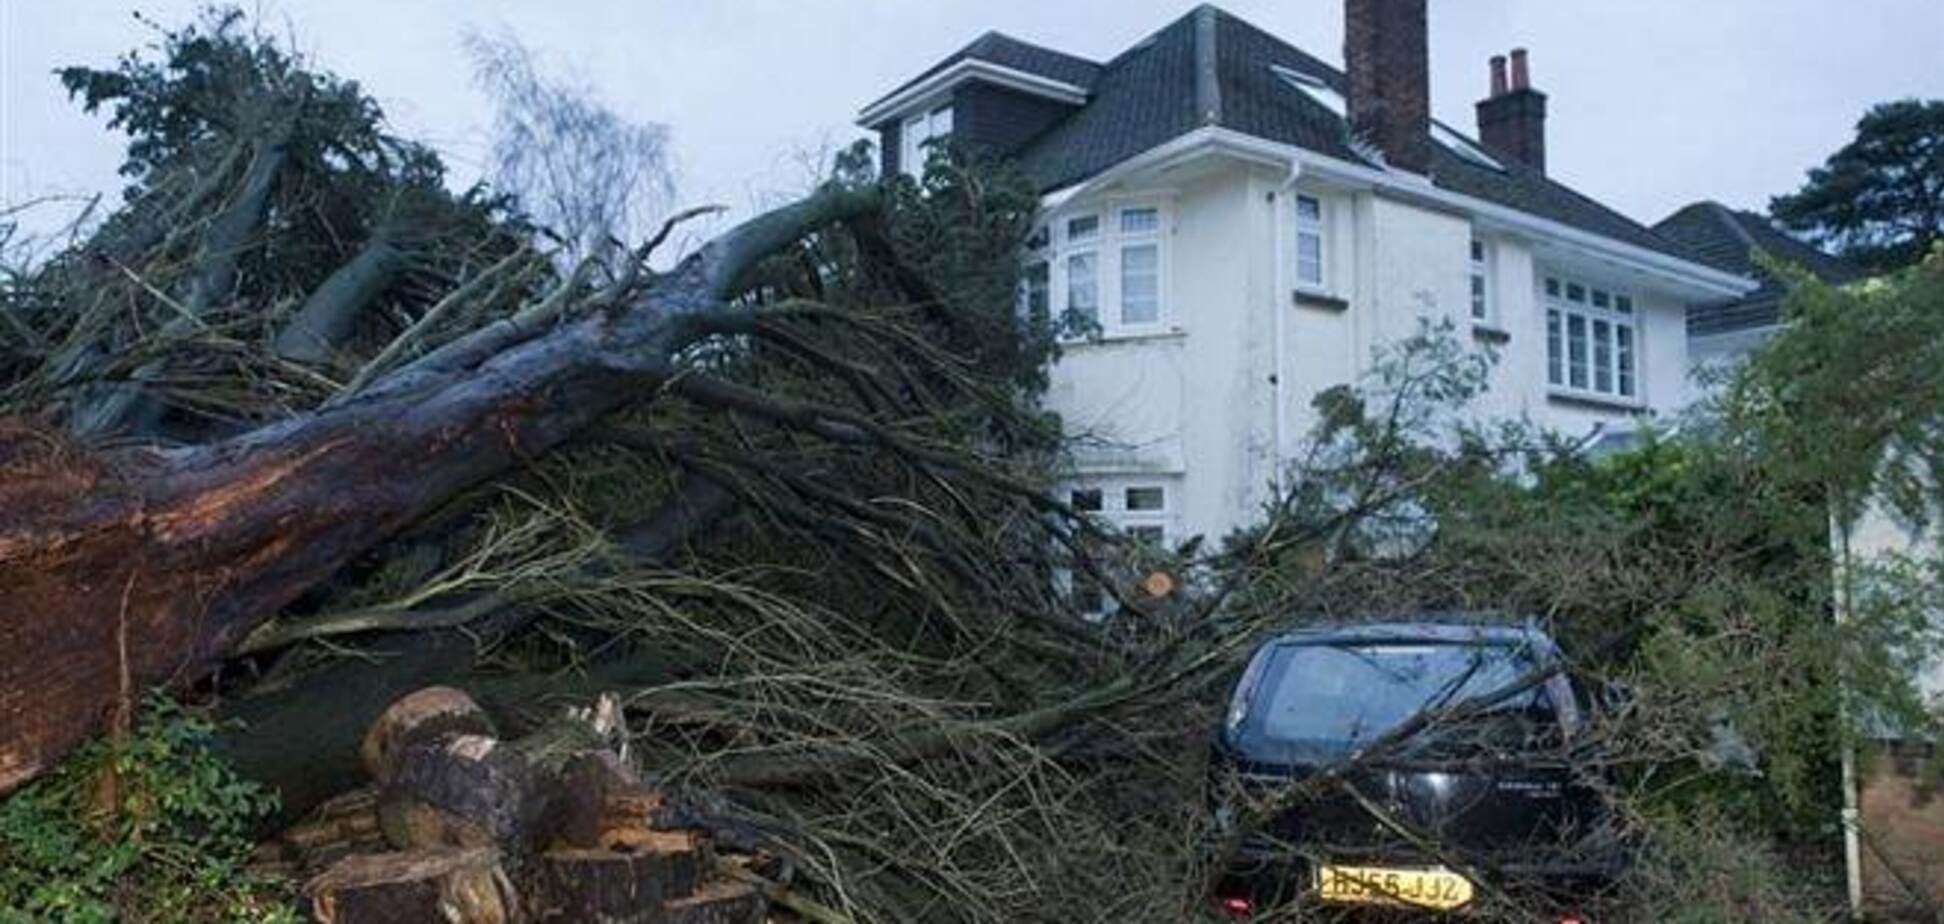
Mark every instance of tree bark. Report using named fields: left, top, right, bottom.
left=0, top=187, right=878, bottom=794
left=273, top=233, right=408, bottom=363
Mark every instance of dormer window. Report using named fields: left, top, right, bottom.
left=900, top=105, right=954, bottom=177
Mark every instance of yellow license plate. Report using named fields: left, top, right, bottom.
left=1315, top=864, right=1474, bottom=911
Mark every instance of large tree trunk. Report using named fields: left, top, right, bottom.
left=0, top=189, right=876, bottom=793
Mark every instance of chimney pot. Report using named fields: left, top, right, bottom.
left=1476, top=47, right=1547, bottom=173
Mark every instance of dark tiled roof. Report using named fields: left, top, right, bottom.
left=1654, top=201, right=1863, bottom=334
left=1015, top=12, right=1206, bottom=191
left=865, top=31, right=1102, bottom=121
left=883, top=5, right=1713, bottom=266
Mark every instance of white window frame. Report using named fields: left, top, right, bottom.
left=1543, top=273, right=1640, bottom=403
left=1047, top=200, right=1172, bottom=340
left=1294, top=193, right=1329, bottom=293
left=1058, top=478, right=1178, bottom=617
left=1469, top=237, right=1494, bottom=323
left=899, top=104, right=954, bottom=177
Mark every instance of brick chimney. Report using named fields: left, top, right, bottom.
left=1344, top=0, right=1431, bottom=174
left=1476, top=47, right=1548, bottom=173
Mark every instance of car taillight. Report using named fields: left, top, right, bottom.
left=1218, top=896, right=1253, bottom=920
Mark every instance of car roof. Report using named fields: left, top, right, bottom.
left=1264, top=618, right=1556, bottom=651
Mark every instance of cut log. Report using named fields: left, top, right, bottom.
left=306, top=848, right=515, bottom=924
left=278, top=787, right=390, bottom=876
left=662, top=880, right=767, bottom=924
left=381, top=734, right=538, bottom=851
left=530, top=839, right=703, bottom=923
left=0, top=187, right=879, bottom=794
left=361, top=685, right=496, bottom=784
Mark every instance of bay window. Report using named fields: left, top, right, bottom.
left=1045, top=202, right=1170, bottom=337
left=1545, top=274, right=1638, bottom=401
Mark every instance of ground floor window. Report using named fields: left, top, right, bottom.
left=1060, top=478, right=1177, bottom=617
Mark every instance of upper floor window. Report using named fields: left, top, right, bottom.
left=1045, top=202, right=1170, bottom=338
left=1295, top=194, right=1326, bottom=291
left=1545, top=275, right=1637, bottom=400
left=1469, top=238, right=1493, bottom=321
left=1118, top=207, right=1161, bottom=325
left=900, top=105, right=953, bottom=177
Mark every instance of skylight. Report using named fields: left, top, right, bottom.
left=1267, top=64, right=1507, bottom=173
left=1269, top=64, right=1344, bottom=117
left=1431, top=121, right=1505, bottom=171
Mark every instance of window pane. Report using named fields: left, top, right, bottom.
left=1567, top=283, right=1586, bottom=303
left=1568, top=314, right=1588, bottom=388
left=1296, top=195, right=1322, bottom=222
left=1547, top=309, right=1563, bottom=385
left=1470, top=274, right=1487, bottom=319
left=1070, top=488, right=1103, bottom=512
left=1067, top=215, right=1099, bottom=241
left=1545, top=278, right=1561, bottom=298
left=1125, top=486, right=1165, bottom=511
left=1592, top=290, right=1610, bottom=309
left=1022, top=262, right=1049, bottom=318
left=1593, top=319, right=1613, bottom=393
left=1470, top=239, right=1485, bottom=263
left=1067, top=252, right=1098, bottom=320
left=1128, top=525, right=1166, bottom=545
left=1121, top=207, right=1160, bottom=234
left=1297, top=232, right=1323, bottom=286
left=1616, top=325, right=1635, bottom=397
left=1615, top=295, right=1633, bottom=314
left=1120, top=245, right=1160, bottom=324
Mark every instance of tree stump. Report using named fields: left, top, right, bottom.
left=306, top=848, right=515, bottom=924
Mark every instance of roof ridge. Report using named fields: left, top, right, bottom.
left=1706, top=201, right=1761, bottom=253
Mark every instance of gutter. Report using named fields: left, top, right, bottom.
left=1040, top=126, right=1759, bottom=299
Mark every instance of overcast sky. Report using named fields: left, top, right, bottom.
left=5, top=1, right=1942, bottom=250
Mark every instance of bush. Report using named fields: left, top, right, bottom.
left=0, top=696, right=295, bottom=923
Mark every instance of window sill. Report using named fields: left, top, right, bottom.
left=1547, top=389, right=1646, bottom=412
left=1292, top=289, right=1349, bottom=312
left=1470, top=322, right=1511, bottom=344
left=1062, top=326, right=1188, bottom=347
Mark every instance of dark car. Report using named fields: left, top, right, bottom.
left=1210, top=620, right=1618, bottom=919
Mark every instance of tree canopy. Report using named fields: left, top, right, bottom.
left=1771, top=98, right=1944, bottom=274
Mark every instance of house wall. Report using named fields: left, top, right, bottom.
left=1044, top=159, right=1692, bottom=546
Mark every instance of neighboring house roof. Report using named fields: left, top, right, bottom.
left=1654, top=201, right=1864, bottom=335
left=894, top=5, right=1701, bottom=265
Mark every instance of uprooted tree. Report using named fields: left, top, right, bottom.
left=5, top=9, right=1942, bottom=924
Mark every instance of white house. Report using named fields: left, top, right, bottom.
left=858, top=2, right=1755, bottom=548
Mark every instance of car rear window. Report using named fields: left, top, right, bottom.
left=1255, top=642, right=1544, bottom=749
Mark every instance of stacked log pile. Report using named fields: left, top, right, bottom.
left=254, top=687, right=770, bottom=923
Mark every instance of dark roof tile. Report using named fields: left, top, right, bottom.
left=1654, top=201, right=1863, bottom=334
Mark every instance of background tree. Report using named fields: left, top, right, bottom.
left=1771, top=98, right=1944, bottom=273
left=464, top=30, right=675, bottom=273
